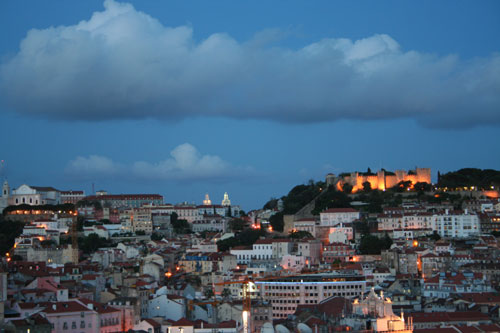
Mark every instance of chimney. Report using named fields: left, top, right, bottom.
left=52, top=304, right=56, bottom=310
left=464, top=209, right=468, bottom=214
left=445, top=209, right=449, bottom=215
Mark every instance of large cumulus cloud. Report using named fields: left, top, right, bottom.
left=65, top=143, right=253, bottom=182
left=1, top=0, right=499, bottom=128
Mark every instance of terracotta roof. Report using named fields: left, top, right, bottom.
left=41, top=301, right=94, bottom=314
left=409, top=311, right=490, bottom=323
left=78, top=299, right=120, bottom=314
left=171, top=318, right=195, bottom=326
left=144, top=318, right=161, bottom=328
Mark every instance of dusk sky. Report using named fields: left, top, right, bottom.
left=1, top=0, right=499, bottom=210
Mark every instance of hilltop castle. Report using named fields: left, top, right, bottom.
left=326, top=167, right=431, bottom=192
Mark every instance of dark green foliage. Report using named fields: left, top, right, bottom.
left=269, top=212, right=284, bottom=232
left=289, top=230, right=313, bottom=239
left=428, top=231, right=441, bottom=241
left=414, top=182, right=432, bottom=192
left=216, top=227, right=267, bottom=251
left=172, top=218, right=191, bottom=234
left=312, top=187, right=351, bottom=215
left=76, top=216, right=85, bottom=231
left=221, top=288, right=232, bottom=299
left=229, top=218, right=246, bottom=232
left=135, top=230, right=146, bottom=236
left=151, top=232, right=163, bottom=241
left=79, top=233, right=111, bottom=254
left=76, top=200, right=102, bottom=209
left=282, top=182, right=325, bottom=214
left=216, top=237, right=240, bottom=252
left=342, top=183, right=353, bottom=194
left=41, top=240, right=56, bottom=247
left=437, top=168, right=500, bottom=189
left=355, top=190, right=394, bottom=213
left=263, top=198, right=278, bottom=210
left=358, top=233, right=393, bottom=255
left=362, top=181, right=372, bottom=192
left=491, top=231, right=500, bottom=238
left=0, top=216, right=23, bottom=255
left=204, top=288, right=215, bottom=299
left=391, top=181, right=412, bottom=192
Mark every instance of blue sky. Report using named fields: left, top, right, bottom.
left=0, top=0, right=499, bottom=210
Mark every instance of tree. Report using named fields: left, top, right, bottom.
left=0, top=217, right=24, bottom=255
left=151, top=232, right=163, bottom=241
left=204, top=288, right=214, bottom=299
left=172, top=219, right=191, bottom=234
left=358, top=234, right=392, bottom=255
left=428, top=231, right=441, bottom=241
left=289, top=230, right=313, bottom=239
left=269, top=212, right=284, bottom=232
left=342, top=183, right=353, bottom=194
left=41, top=240, right=56, bottom=247
left=221, top=288, right=232, bottom=299
left=217, top=237, right=239, bottom=252
left=80, top=233, right=109, bottom=254
left=362, top=181, right=372, bottom=192
left=135, top=230, right=146, bottom=236
left=414, top=182, right=432, bottom=192
left=229, top=218, right=246, bottom=232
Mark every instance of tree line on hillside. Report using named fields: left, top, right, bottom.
left=437, top=168, right=500, bottom=189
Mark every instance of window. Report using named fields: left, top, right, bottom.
left=72, top=322, right=76, bottom=329
left=63, top=322, right=68, bottom=330
left=81, top=321, right=85, bottom=328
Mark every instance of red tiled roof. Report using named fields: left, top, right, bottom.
left=144, top=318, right=161, bottom=328
left=409, top=311, right=490, bottom=323
left=41, top=301, right=94, bottom=314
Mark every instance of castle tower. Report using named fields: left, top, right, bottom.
left=203, top=193, right=212, bottom=206
left=222, top=192, right=231, bottom=206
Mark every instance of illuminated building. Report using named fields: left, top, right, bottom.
left=327, top=167, right=431, bottom=192
left=255, top=272, right=366, bottom=319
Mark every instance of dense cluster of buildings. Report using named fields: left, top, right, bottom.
left=1, top=175, right=500, bottom=333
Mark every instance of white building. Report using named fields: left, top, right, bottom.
left=431, top=210, right=480, bottom=238
left=9, top=184, right=60, bottom=206
left=230, top=239, right=273, bottom=264
left=147, top=294, right=185, bottom=321
left=320, top=208, right=360, bottom=227
left=256, top=272, right=366, bottom=319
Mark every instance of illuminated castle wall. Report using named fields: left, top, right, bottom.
left=326, top=168, right=431, bottom=192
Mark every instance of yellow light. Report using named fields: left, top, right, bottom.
left=165, top=272, right=172, bottom=278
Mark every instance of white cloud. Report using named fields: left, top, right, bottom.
left=66, top=155, right=121, bottom=176
left=1, top=0, right=499, bottom=128
left=66, top=143, right=252, bottom=182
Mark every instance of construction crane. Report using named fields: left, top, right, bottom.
left=214, top=279, right=256, bottom=333
left=214, top=267, right=350, bottom=333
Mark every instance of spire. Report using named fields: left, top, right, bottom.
left=222, top=192, right=231, bottom=206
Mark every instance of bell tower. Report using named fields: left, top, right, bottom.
left=2, top=180, right=9, bottom=198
